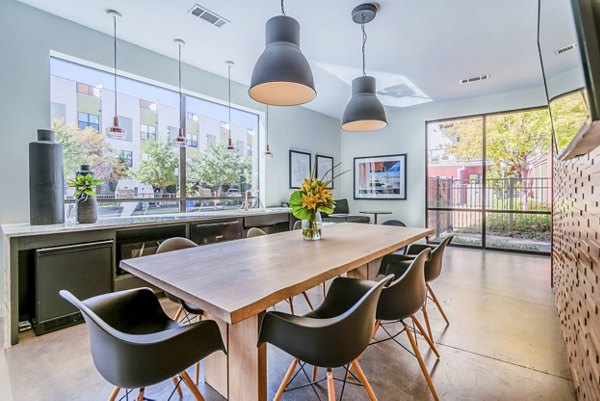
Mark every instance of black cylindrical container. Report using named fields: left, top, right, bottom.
left=29, top=129, right=64, bottom=225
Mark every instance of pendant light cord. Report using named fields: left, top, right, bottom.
left=266, top=105, right=269, bottom=143
left=281, top=0, right=286, bottom=15
left=113, top=15, right=118, bottom=117
left=228, top=63, right=232, bottom=141
left=361, top=22, right=367, bottom=76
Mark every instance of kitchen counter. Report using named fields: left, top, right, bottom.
left=1, top=207, right=291, bottom=238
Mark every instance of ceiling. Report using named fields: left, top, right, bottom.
left=18, top=0, right=548, bottom=119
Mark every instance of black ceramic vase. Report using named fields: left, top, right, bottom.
left=29, top=129, right=65, bottom=225
left=75, top=165, right=98, bottom=224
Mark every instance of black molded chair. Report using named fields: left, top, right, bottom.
left=156, top=237, right=206, bottom=384
left=258, top=275, right=393, bottom=401
left=246, top=227, right=314, bottom=313
left=373, top=249, right=440, bottom=401
left=387, top=236, right=454, bottom=340
left=60, top=288, right=225, bottom=401
left=381, top=219, right=408, bottom=254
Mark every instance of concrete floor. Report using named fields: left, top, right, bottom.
left=0, top=247, right=575, bottom=401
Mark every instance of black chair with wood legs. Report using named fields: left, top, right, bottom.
left=60, top=288, right=225, bottom=401
left=246, top=227, right=315, bottom=313
left=258, top=275, right=393, bottom=401
left=156, top=237, right=206, bottom=384
left=385, top=236, right=454, bottom=340
left=373, top=249, right=441, bottom=401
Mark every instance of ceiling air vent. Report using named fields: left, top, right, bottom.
left=188, top=4, right=229, bottom=27
left=555, top=42, right=577, bottom=56
left=460, top=73, right=491, bottom=85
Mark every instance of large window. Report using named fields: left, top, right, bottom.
left=426, top=108, right=552, bottom=253
left=50, top=57, right=260, bottom=218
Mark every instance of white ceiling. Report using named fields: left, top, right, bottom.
left=18, top=0, right=548, bottom=119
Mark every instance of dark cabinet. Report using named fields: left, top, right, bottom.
left=34, top=240, right=113, bottom=335
left=190, top=219, right=243, bottom=245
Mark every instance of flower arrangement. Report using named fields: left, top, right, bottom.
left=289, top=163, right=344, bottom=240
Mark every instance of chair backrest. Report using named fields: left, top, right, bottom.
left=258, top=275, right=392, bottom=368
left=60, top=288, right=177, bottom=389
left=381, top=219, right=407, bottom=227
left=157, top=237, right=198, bottom=303
left=376, top=249, right=431, bottom=321
left=157, top=237, right=197, bottom=253
left=333, top=198, right=349, bottom=214
left=425, top=235, right=454, bottom=282
left=247, top=227, right=267, bottom=237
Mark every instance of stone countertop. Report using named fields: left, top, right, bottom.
left=1, top=208, right=291, bottom=238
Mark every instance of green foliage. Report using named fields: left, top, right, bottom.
left=549, top=90, right=590, bottom=152
left=52, top=118, right=128, bottom=184
left=135, top=141, right=179, bottom=191
left=67, top=173, right=103, bottom=200
left=289, top=191, right=311, bottom=220
left=187, top=142, right=252, bottom=192
left=486, top=213, right=551, bottom=240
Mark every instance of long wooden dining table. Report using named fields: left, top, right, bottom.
left=119, top=222, right=433, bottom=401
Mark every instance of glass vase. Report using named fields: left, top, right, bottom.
left=302, top=212, right=322, bottom=241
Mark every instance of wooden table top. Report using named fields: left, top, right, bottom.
left=119, top=223, right=433, bottom=324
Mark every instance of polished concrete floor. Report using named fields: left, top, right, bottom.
left=0, top=247, right=576, bottom=401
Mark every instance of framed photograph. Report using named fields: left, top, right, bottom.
left=316, top=155, right=334, bottom=189
left=289, top=150, right=312, bottom=189
left=354, top=154, right=407, bottom=200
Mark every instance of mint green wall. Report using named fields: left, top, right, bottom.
left=0, top=0, right=340, bottom=317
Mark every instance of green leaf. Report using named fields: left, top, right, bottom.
left=292, top=207, right=312, bottom=220
left=288, top=190, right=303, bottom=206
left=318, top=206, right=334, bottom=214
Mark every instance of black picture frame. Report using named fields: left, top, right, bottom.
left=353, top=153, right=407, bottom=200
left=289, top=150, right=312, bottom=189
left=316, top=154, right=334, bottom=189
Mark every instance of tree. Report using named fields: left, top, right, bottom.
left=135, top=141, right=179, bottom=195
left=188, top=142, right=252, bottom=193
left=52, top=118, right=127, bottom=189
left=549, top=90, right=590, bottom=151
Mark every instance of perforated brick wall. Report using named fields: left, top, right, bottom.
left=553, top=147, right=600, bottom=401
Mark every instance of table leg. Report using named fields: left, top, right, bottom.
left=204, top=313, right=229, bottom=398
left=374, top=214, right=378, bottom=224
left=205, top=312, right=267, bottom=401
left=347, top=257, right=382, bottom=281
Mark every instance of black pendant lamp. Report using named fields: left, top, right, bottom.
left=174, top=39, right=186, bottom=146
left=249, top=0, right=316, bottom=106
left=341, top=4, right=387, bottom=132
left=225, top=61, right=236, bottom=153
left=264, top=105, right=273, bottom=159
left=106, top=10, right=126, bottom=138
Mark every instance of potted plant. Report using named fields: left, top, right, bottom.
left=68, top=165, right=103, bottom=224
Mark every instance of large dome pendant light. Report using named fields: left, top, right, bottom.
left=264, top=105, right=273, bottom=159
left=225, top=61, right=236, bottom=153
left=106, top=10, right=126, bottom=138
left=249, top=0, right=316, bottom=106
left=174, top=39, right=187, bottom=147
left=341, top=3, right=387, bottom=132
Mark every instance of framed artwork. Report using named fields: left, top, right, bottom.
left=354, top=154, right=407, bottom=200
left=316, top=154, right=334, bottom=189
left=289, top=150, right=312, bottom=189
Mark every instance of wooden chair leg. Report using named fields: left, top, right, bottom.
left=403, top=322, right=439, bottom=401
left=288, top=297, right=295, bottom=315
left=327, top=369, right=336, bottom=401
left=171, top=377, right=184, bottom=397
left=174, top=305, right=184, bottom=321
left=411, top=315, right=440, bottom=358
left=274, top=358, right=299, bottom=401
left=312, top=365, right=319, bottom=381
left=351, top=360, right=378, bottom=401
left=136, top=388, right=145, bottom=401
left=180, top=370, right=205, bottom=401
left=107, top=387, right=121, bottom=401
left=427, top=283, right=449, bottom=325
left=194, top=361, right=200, bottom=385
left=421, top=304, right=434, bottom=341
left=302, top=291, right=314, bottom=310
left=372, top=320, right=381, bottom=337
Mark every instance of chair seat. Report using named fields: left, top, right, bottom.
left=181, top=300, right=204, bottom=315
